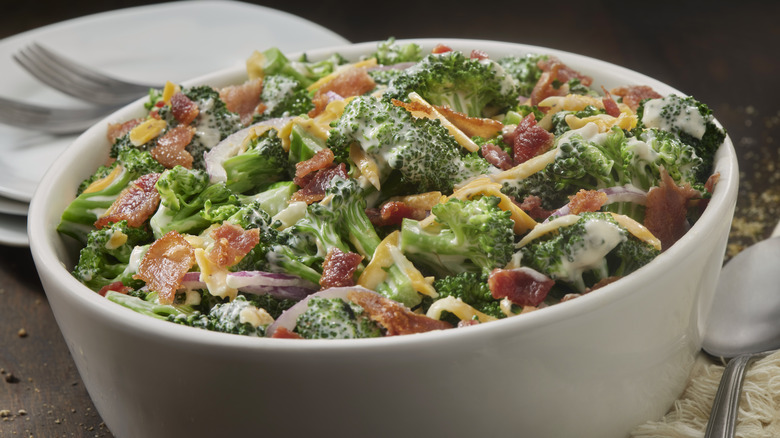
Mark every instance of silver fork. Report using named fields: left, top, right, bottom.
left=0, top=96, right=121, bottom=134
left=13, top=43, right=163, bottom=106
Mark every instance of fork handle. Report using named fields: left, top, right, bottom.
left=704, top=351, right=768, bottom=438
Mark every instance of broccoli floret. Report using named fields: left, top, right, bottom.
left=549, top=105, right=604, bottom=136
left=327, top=95, right=492, bottom=194
left=430, top=272, right=505, bottom=323
left=58, top=148, right=165, bottom=244
left=370, top=37, right=423, bottom=65
left=518, top=212, right=660, bottom=294
left=106, top=290, right=198, bottom=321
left=385, top=50, right=520, bottom=117
left=327, top=176, right=382, bottom=260
left=496, top=53, right=547, bottom=97
left=71, top=220, right=152, bottom=292
left=256, top=74, right=314, bottom=120
left=183, top=85, right=244, bottom=169
left=294, top=297, right=382, bottom=339
left=221, top=128, right=290, bottom=194
left=400, top=196, right=515, bottom=276
left=260, top=47, right=346, bottom=88
left=196, top=294, right=270, bottom=336
left=637, top=94, right=726, bottom=182
left=150, top=166, right=239, bottom=238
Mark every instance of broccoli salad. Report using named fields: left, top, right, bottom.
left=58, top=38, right=726, bottom=339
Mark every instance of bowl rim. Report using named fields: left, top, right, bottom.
left=27, top=37, right=739, bottom=352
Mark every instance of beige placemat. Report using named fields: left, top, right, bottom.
left=631, top=351, right=780, bottom=438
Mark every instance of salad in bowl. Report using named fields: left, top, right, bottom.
left=56, top=38, right=726, bottom=340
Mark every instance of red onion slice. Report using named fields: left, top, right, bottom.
left=225, top=271, right=318, bottom=301
left=265, top=286, right=378, bottom=337
left=543, top=185, right=647, bottom=223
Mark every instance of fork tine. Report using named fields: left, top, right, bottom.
left=0, top=96, right=119, bottom=134
left=14, top=43, right=162, bottom=106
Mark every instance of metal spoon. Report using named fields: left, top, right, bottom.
left=702, top=221, right=780, bottom=438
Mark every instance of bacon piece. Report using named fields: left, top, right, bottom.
left=310, top=67, right=376, bottom=117
left=530, top=57, right=593, bottom=106
left=644, top=168, right=701, bottom=251
left=610, top=85, right=663, bottom=111
left=568, top=189, right=609, bottom=215
left=107, top=118, right=143, bottom=144
left=290, top=163, right=349, bottom=204
left=601, top=87, right=621, bottom=118
left=367, top=201, right=429, bottom=227
left=134, top=231, right=196, bottom=304
left=94, top=173, right=161, bottom=229
left=208, top=223, right=260, bottom=269
left=271, top=327, right=303, bottom=339
left=470, top=49, right=489, bottom=60
left=170, top=92, right=200, bottom=125
left=517, top=195, right=555, bottom=221
left=503, top=113, right=554, bottom=165
left=347, top=289, right=452, bottom=336
left=151, top=125, right=195, bottom=169
left=480, top=143, right=513, bottom=171
left=320, top=247, right=363, bottom=289
left=219, top=78, right=263, bottom=125
left=294, top=148, right=336, bottom=187
left=435, top=105, right=504, bottom=138
left=585, top=276, right=621, bottom=292
left=97, top=281, right=133, bottom=297
left=432, top=44, right=452, bottom=54
left=488, top=267, right=555, bottom=307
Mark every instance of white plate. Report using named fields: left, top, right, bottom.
left=0, top=213, right=28, bottom=247
left=0, top=195, right=28, bottom=216
left=0, top=0, right=349, bottom=203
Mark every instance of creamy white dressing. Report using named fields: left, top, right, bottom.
left=555, top=122, right=608, bottom=158
left=642, top=96, right=707, bottom=139
left=557, top=218, right=626, bottom=291
left=195, top=98, right=222, bottom=149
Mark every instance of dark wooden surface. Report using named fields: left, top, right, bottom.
left=1, top=1, right=778, bottom=436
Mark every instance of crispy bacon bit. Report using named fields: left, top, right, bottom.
left=517, top=195, right=555, bottom=220
left=290, top=163, right=349, bottom=204
left=610, top=85, right=663, bottom=111
left=503, top=113, right=554, bottom=165
left=568, top=189, right=609, bottom=215
left=94, top=173, right=161, bottom=229
left=107, top=118, right=143, bottom=144
left=97, top=281, right=133, bottom=297
left=367, top=201, right=429, bottom=227
left=435, top=105, right=504, bottom=138
left=294, top=148, right=336, bottom=187
left=644, top=168, right=701, bottom=251
left=208, top=223, right=260, bottom=269
left=585, top=276, right=621, bottom=293
left=488, top=267, right=555, bottom=307
left=705, top=172, right=720, bottom=193
left=151, top=125, right=195, bottom=169
left=432, top=44, right=452, bottom=54
left=309, top=67, right=376, bottom=117
left=219, top=78, right=263, bottom=125
left=470, top=49, right=489, bottom=60
left=601, top=87, right=621, bottom=118
left=134, top=231, right=196, bottom=304
left=530, top=57, right=593, bottom=106
left=271, top=327, right=303, bottom=339
left=320, top=247, right=363, bottom=289
left=458, top=319, right=480, bottom=328
left=480, top=143, right=513, bottom=171
left=170, top=92, right=200, bottom=125
left=347, top=289, right=452, bottom=336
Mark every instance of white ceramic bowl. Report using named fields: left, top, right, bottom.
left=28, top=39, right=738, bottom=438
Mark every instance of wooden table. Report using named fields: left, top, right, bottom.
left=2, top=1, right=778, bottom=436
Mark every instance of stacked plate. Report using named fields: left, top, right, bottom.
left=0, top=0, right=349, bottom=247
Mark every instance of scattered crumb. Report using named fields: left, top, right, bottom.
left=4, top=373, right=20, bottom=384
left=17, top=328, right=27, bottom=338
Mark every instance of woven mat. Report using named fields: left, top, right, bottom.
left=630, top=351, right=780, bottom=438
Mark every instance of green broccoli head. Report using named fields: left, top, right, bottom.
left=150, top=166, right=239, bottom=238
left=260, top=47, right=346, bottom=88
left=59, top=148, right=165, bottom=244
left=637, top=94, right=726, bottom=182
left=222, top=128, right=290, bottom=194
left=294, top=297, right=383, bottom=339
left=199, top=294, right=270, bottom=336
left=400, top=196, right=515, bottom=276
left=518, top=212, right=660, bottom=294
left=326, top=176, right=382, bottom=260
left=431, top=272, right=504, bottom=323
left=370, top=37, right=423, bottom=65
left=183, top=85, right=244, bottom=169
left=384, top=50, right=520, bottom=117
left=496, top=53, right=547, bottom=97
left=72, top=220, right=152, bottom=291
left=256, top=74, right=314, bottom=120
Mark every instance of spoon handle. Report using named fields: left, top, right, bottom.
left=704, top=351, right=769, bottom=438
